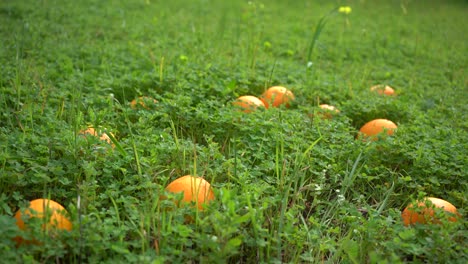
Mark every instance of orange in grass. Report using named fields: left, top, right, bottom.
left=370, top=84, right=395, bottom=96
left=359, top=119, right=397, bottom=140
left=402, top=197, right=460, bottom=226
left=14, top=199, right=72, bottom=245
left=260, top=86, right=295, bottom=108
left=317, top=104, right=340, bottom=119
left=130, top=96, right=158, bottom=109
left=232, top=95, right=265, bottom=113
left=165, top=175, right=215, bottom=211
left=79, top=127, right=115, bottom=148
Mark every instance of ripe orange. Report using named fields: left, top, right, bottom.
left=402, top=197, right=460, bottom=226
left=130, top=96, right=158, bottom=109
left=260, top=86, right=295, bottom=108
left=359, top=119, right=397, bottom=140
left=317, top=104, right=340, bottom=119
left=232, top=95, right=265, bottom=113
left=79, top=127, right=115, bottom=148
left=14, top=199, right=72, bottom=245
left=370, top=85, right=395, bottom=96
left=165, top=175, right=215, bottom=211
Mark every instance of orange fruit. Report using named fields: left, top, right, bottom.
left=359, top=119, right=397, bottom=140
left=402, top=197, right=460, bottom=226
left=165, top=175, right=215, bottom=211
left=370, top=85, right=395, bottom=96
left=260, top=86, right=295, bottom=108
left=130, top=96, right=158, bottom=109
left=232, top=95, right=265, bottom=113
left=317, top=104, right=340, bottom=119
left=14, top=199, right=72, bottom=245
left=79, top=127, right=115, bottom=148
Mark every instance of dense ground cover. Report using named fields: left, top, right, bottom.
left=0, top=0, right=467, bottom=263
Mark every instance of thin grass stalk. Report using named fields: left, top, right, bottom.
left=306, top=8, right=338, bottom=64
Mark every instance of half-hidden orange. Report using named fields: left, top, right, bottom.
left=401, top=197, right=460, bottom=226
left=370, top=84, right=395, bottom=96
left=14, top=198, right=72, bottom=245
left=130, top=96, right=158, bottom=109
left=359, top=119, right=397, bottom=140
left=317, top=104, right=340, bottom=119
left=232, top=95, right=265, bottom=113
left=165, top=175, right=215, bottom=211
left=260, top=86, right=295, bottom=108
left=79, top=127, right=115, bottom=148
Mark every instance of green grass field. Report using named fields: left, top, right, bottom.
left=1, top=0, right=467, bottom=263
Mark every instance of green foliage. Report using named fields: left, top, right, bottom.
left=0, top=0, right=466, bottom=263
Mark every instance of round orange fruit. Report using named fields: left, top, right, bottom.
left=14, top=199, right=72, bottom=245
left=317, top=104, right=340, bottom=119
left=79, top=127, right=115, bottom=148
left=165, top=175, right=215, bottom=211
left=232, top=95, right=265, bottom=113
left=260, top=86, right=295, bottom=108
left=359, top=119, right=397, bottom=140
left=130, top=96, right=158, bottom=109
left=402, top=197, right=460, bottom=226
left=370, top=85, right=395, bottom=96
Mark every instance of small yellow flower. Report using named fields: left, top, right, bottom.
left=338, top=6, right=352, bottom=15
